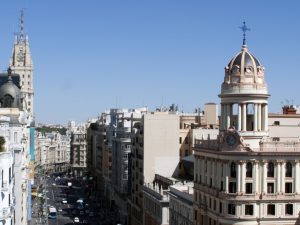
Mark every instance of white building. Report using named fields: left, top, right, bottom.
left=70, top=122, right=87, bottom=176
left=169, top=182, right=193, bottom=225
left=194, top=29, right=300, bottom=225
left=0, top=70, right=32, bottom=225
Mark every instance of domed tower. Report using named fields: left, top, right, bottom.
left=0, top=68, right=21, bottom=109
left=219, top=22, right=269, bottom=148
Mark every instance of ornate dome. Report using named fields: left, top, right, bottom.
left=0, top=68, right=21, bottom=108
left=221, top=45, right=268, bottom=95
left=226, top=45, right=264, bottom=80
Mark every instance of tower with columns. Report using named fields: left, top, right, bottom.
left=193, top=23, right=300, bottom=225
left=219, top=41, right=269, bottom=148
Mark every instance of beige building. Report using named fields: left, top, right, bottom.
left=129, top=112, right=180, bottom=225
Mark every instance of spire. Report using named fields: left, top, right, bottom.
left=239, top=21, right=250, bottom=47
left=19, top=9, right=24, bottom=42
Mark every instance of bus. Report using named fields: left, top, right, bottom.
left=48, top=206, right=57, bottom=219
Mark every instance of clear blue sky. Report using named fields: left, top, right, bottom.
left=0, top=1, right=299, bottom=124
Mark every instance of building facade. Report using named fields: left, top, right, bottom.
left=193, top=35, right=300, bottom=225
left=70, top=122, right=87, bottom=176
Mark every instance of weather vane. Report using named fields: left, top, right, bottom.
left=239, top=21, right=250, bottom=45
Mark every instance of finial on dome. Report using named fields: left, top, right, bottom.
left=7, top=67, right=12, bottom=82
left=239, top=21, right=250, bottom=47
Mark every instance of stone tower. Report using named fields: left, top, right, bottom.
left=9, top=11, right=34, bottom=117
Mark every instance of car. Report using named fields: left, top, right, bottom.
left=77, top=205, right=84, bottom=210
left=72, top=209, right=78, bottom=215
left=58, top=208, right=63, bottom=212
left=88, top=212, right=94, bottom=217
left=74, top=217, right=80, bottom=223
left=52, top=183, right=56, bottom=186
left=85, top=209, right=89, bottom=214
left=61, top=198, right=67, bottom=204
left=79, top=211, right=84, bottom=216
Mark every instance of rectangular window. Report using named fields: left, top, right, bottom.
left=285, top=182, right=293, bottom=193
left=267, top=183, right=274, bottom=193
left=267, top=204, right=275, bottom=215
left=285, top=204, right=293, bottom=215
left=213, top=199, right=216, bottom=211
left=14, top=132, right=17, bottom=142
left=179, top=137, right=182, bottom=144
left=229, top=182, right=236, bottom=193
left=228, top=204, right=235, bottom=215
left=245, top=183, right=252, bottom=194
left=274, top=121, right=280, bottom=125
left=185, top=149, right=189, bottom=156
left=220, top=181, right=223, bottom=191
left=245, top=205, right=254, bottom=215
left=272, top=137, right=280, bottom=141
left=219, top=202, right=222, bottom=214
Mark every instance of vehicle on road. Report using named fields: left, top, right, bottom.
left=48, top=206, right=57, bottom=219
left=61, top=198, right=67, bottom=204
left=79, top=210, right=84, bottom=215
left=52, top=183, right=56, bottom=186
left=88, top=212, right=94, bottom=217
left=74, top=217, right=80, bottom=223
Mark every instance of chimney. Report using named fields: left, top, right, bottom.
left=282, top=105, right=297, bottom=115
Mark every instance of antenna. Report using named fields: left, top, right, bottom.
left=239, top=21, right=250, bottom=45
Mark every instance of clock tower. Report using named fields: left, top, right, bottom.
left=219, top=22, right=269, bottom=148
left=9, top=10, right=34, bottom=117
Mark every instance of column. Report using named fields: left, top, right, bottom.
left=241, top=162, right=245, bottom=193
left=207, top=159, right=210, bottom=185
left=223, top=104, right=227, bottom=130
left=212, top=160, right=215, bottom=187
left=262, top=161, right=267, bottom=194
left=221, top=104, right=224, bottom=130
left=254, top=104, right=258, bottom=131
left=295, top=161, right=299, bottom=194
left=227, top=104, right=231, bottom=129
left=237, top=162, right=241, bottom=193
left=201, top=158, right=205, bottom=184
left=253, top=161, right=259, bottom=193
left=225, top=163, right=229, bottom=193
left=258, top=104, right=262, bottom=131
left=276, top=161, right=281, bottom=193
left=264, top=104, right=268, bottom=131
left=242, top=104, right=247, bottom=131
left=281, top=162, right=286, bottom=193
left=238, top=104, right=242, bottom=131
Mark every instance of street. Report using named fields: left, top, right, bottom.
left=31, top=174, right=105, bottom=225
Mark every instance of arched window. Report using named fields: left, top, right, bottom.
left=286, top=162, right=292, bottom=177
left=2, top=94, right=13, bottom=108
left=246, top=162, right=253, bottom=178
left=267, top=162, right=274, bottom=177
left=231, top=162, right=236, bottom=178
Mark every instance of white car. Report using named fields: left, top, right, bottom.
left=74, top=217, right=80, bottom=223
left=52, top=183, right=56, bottom=186
left=61, top=199, right=67, bottom=204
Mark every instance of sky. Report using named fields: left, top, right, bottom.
left=0, top=1, right=300, bottom=125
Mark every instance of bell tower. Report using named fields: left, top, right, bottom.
left=219, top=22, right=270, bottom=148
left=9, top=10, right=34, bottom=117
